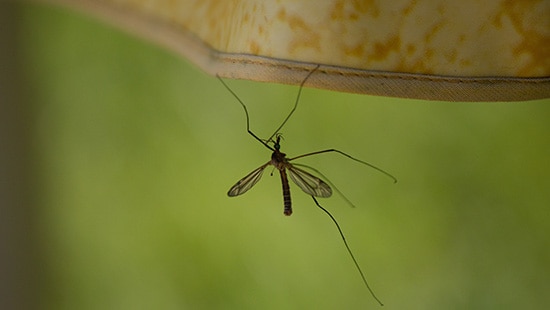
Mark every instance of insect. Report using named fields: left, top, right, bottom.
left=218, top=65, right=396, bottom=306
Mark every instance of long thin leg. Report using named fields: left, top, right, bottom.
left=290, top=149, right=397, bottom=183
left=266, top=65, right=320, bottom=143
left=311, top=196, right=384, bottom=306
left=217, top=75, right=273, bottom=151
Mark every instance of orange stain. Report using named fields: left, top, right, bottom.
left=371, top=35, right=400, bottom=61
left=249, top=40, right=261, bottom=54
left=344, top=43, right=365, bottom=58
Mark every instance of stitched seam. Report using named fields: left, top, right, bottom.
left=216, top=53, right=550, bottom=85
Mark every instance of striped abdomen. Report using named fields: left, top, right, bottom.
left=279, top=169, right=292, bottom=216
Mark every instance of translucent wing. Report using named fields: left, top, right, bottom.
left=287, top=165, right=332, bottom=197
left=228, top=163, right=269, bottom=196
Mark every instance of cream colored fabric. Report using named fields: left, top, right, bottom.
left=37, top=0, right=550, bottom=101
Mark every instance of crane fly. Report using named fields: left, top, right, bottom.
left=227, top=133, right=332, bottom=216
left=218, top=65, right=396, bottom=306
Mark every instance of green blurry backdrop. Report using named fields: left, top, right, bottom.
left=13, top=3, right=550, bottom=309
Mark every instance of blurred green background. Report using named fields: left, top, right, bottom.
left=7, top=2, right=550, bottom=309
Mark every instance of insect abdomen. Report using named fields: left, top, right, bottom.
left=279, top=170, right=292, bottom=216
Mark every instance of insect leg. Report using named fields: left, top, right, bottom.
left=311, top=196, right=384, bottom=306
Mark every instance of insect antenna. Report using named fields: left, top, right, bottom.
left=311, top=196, right=384, bottom=306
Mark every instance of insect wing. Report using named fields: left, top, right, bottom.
left=288, top=165, right=332, bottom=197
left=228, top=163, right=269, bottom=196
